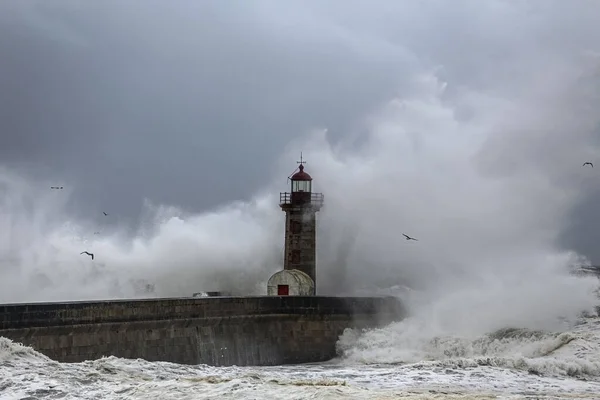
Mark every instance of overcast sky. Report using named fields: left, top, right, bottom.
left=1, top=0, right=600, bottom=305
left=0, top=0, right=412, bottom=218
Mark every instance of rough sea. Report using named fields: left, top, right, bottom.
left=2, top=309, right=600, bottom=399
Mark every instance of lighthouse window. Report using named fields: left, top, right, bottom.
left=292, top=180, right=311, bottom=192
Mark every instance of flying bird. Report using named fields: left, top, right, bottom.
left=583, top=162, right=594, bottom=167
left=403, top=233, right=418, bottom=241
left=50, top=186, right=64, bottom=189
left=80, top=251, right=94, bottom=260
left=103, top=212, right=108, bottom=216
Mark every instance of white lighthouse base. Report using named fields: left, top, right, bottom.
left=267, top=269, right=314, bottom=296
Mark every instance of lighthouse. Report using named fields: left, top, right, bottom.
left=267, top=154, right=324, bottom=296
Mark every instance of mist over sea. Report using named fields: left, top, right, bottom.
left=2, top=73, right=600, bottom=395
left=3, top=0, right=600, bottom=398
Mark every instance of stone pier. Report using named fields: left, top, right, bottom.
left=0, top=296, right=404, bottom=366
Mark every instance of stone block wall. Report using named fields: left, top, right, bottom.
left=0, top=296, right=404, bottom=366
left=283, top=208, right=318, bottom=286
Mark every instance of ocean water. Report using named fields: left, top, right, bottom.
left=2, top=312, right=600, bottom=399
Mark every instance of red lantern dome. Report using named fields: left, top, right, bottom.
left=290, top=164, right=312, bottom=181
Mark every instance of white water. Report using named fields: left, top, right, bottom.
left=1, top=314, right=600, bottom=399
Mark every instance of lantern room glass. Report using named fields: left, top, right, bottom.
left=292, top=179, right=311, bottom=192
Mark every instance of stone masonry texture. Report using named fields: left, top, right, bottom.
left=284, top=209, right=317, bottom=284
left=0, top=296, right=405, bottom=366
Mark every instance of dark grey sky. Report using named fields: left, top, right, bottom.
left=0, top=0, right=411, bottom=221
left=2, top=0, right=600, bottom=303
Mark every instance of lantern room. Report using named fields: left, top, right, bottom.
left=289, top=164, right=313, bottom=205
left=290, top=164, right=312, bottom=193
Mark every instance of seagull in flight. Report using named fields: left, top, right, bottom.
left=80, top=251, right=94, bottom=260
left=403, top=233, right=418, bottom=241
left=50, top=186, right=64, bottom=189
left=583, top=162, right=594, bottom=167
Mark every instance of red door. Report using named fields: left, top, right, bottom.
left=278, top=285, right=289, bottom=296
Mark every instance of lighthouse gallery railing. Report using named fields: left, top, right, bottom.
left=279, top=192, right=324, bottom=206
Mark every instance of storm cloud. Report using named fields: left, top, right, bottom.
left=0, top=0, right=413, bottom=219
left=1, top=0, right=600, bottom=320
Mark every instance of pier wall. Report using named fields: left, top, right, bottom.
left=0, top=296, right=404, bottom=366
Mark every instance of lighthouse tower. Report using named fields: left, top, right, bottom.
left=266, top=155, right=324, bottom=296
